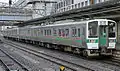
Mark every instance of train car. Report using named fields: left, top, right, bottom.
left=2, top=19, right=117, bottom=57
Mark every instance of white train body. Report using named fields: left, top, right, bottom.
left=2, top=19, right=116, bottom=57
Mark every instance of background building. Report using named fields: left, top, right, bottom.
left=51, top=0, right=111, bottom=14
left=13, top=0, right=56, bottom=18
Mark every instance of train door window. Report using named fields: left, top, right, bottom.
left=46, top=30, right=48, bottom=35
left=35, top=29, right=37, bottom=36
left=65, top=29, right=69, bottom=37
left=62, top=29, right=65, bottom=37
left=108, top=21, right=115, bottom=38
left=59, top=29, right=65, bottom=37
left=60, top=29, right=64, bottom=37
left=78, top=3, right=80, bottom=8
left=72, top=5, right=74, bottom=9
left=57, top=4, right=58, bottom=9
left=72, top=27, right=77, bottom=37
left=84, top=27, right=86, bottom=36
left=98, top=0, right=101, bottom=3
left=47, top=30, right=49, bottom=35
left=59, top=29, right=61, bottom=36
left=78, top=28, right=80, bottom=37
left=50, top=29, right=51, bottom=35
left=71, top=0, right=74, bottom=4
left=38, top=29, right=40, bottom=36
left=63, top=1, right=65, bottom=6
left=75, top=4, right=77, bottom=8
left=28, top=29, right=30, bottom=36
left=41, top=29, right=43, bottom=35
left=61, top=2, right=63, bottom=7
left=53, top=28, right=57, bottom=36
left=65, top=0, right=68, bottom=6
left=44, top=30, right=46, bottom=36
left=81, top=2, right=84, bottom=7
left=85, top=1, right=88, bottom=6
left=34, top=29, right=36, bottom=36
left=37, top=28, right=39, bottom=36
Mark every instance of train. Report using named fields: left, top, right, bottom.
left=2, top=19, right=116, bottom=57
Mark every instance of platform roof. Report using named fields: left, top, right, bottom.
left=14, top=0, right=120, bottom=26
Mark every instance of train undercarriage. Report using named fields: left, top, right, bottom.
left=3, top=36, right=114, bottom=57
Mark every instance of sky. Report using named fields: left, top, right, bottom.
left=0, top=0, right=18, bottom=4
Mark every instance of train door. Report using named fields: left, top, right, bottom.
left=99, top=26, right=109, bottom=47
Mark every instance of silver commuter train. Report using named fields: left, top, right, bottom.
left=2, top=19, right=117, bottom=57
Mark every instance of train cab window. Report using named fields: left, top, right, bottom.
left=78, top=28, right=80, bottom=37
left=108, top=21, right=115, bottom=38
left=88, top=21, right=98, bottom=38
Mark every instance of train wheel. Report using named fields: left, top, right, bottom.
left=83, top=50, right=89, bottom=58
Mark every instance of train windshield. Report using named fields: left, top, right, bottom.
left=88, top=21, right=98, bottom=38
left=108, top=21, right=115, bottom=38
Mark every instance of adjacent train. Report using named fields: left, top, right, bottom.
left=2, top=19, right=116, bottom=57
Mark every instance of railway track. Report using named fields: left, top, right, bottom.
left=0, top=59, right=9, bottom=71
left=4, top=40, right=120, bottom=71
left=4, top=41, right=95, bottom=71
left=0, top=45, right=29, bottom=71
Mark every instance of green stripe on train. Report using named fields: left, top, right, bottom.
left=55, top=37, right=82, bottom=43
left=86, top=39, right=98, bottom=43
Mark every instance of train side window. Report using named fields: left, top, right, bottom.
left=78, top=28, right=80, bottom=37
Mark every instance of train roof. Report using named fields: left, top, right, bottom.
left=30, top=19, right=116, bottom=29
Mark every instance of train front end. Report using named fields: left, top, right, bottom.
left=86, top=19, right=116, bottom=56
left=99, top=20, right=116, bottom=55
